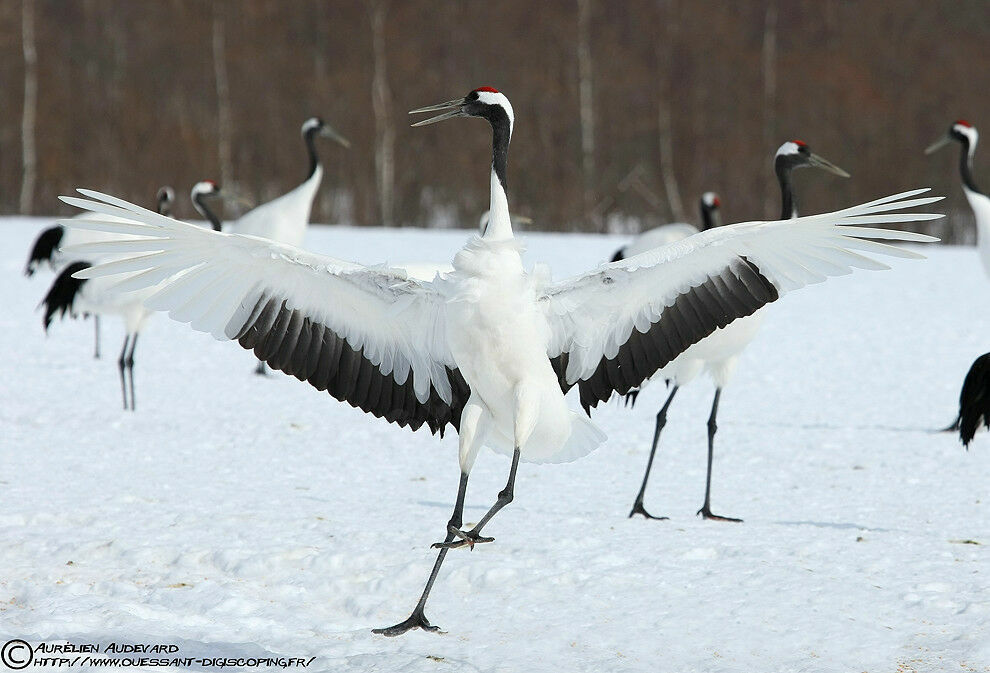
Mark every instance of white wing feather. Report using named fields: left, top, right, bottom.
left=60, top=189, right=455, bottom=404
left=544, top=188, right=942, bottom=385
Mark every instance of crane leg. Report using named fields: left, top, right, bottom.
left=93, top=316, right=101, bottom=359
left=434, top=447, right=520, bottom=550
left=117, top=335, right=131, bottom=410
left=254, top=360, right=269, bottom=376
left=629, top=385, right=678, bottom=520
left=696, top=389, right=741, bottom=522
left=373, top=471, right=470, bottom=637
left=126, top=334, right=138, bottom=411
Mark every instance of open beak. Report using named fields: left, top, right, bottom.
left=409, top=97, right=467, bottom=127
left=320, top=124, right=350, bottom=148
left=808, top=152, right=850, bottom=178
left=925, top=134, right=952, bottom=155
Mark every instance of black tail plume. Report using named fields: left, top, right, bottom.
left=40, top=261, right=92, bottom=332
left=24, top=225, right=64, bottom=276
left=958, top=352, right=990, bottom=448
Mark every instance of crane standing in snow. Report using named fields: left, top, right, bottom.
left=227, top=117, right=349, bottom=376
left=926, top=121, right=990, bottom=433
left=42, top=182, right=229, bottom=410
left=27, top=186, right=175, bottom=359
left=612, top=141, right=849, bottom=522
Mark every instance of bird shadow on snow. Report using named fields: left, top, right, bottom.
left=416, top=500, right=489, bottom=511
left=728, top=419, right=938, bottom=434
left=773, top=520, right=895, bottom=533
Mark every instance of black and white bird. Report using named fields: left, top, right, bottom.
left=926, top=121, right=989, bottom=432
left=611, top=141, right=849, bottom=522
left=611, top=192, right=722, bottom=263
left=60, top=87, right=939, bottom=635
left=955, top=352, right=990, bottom=448
left=228, top=116, right=348, bottom=375
left=27, top=186, right=175, bottom=358
left=43, top=181, right=224, bottom=410
left=926, top=120, right=989, bottom=275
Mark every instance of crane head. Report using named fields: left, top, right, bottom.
left=775, top=140, right=850, bottom=178
left=699, top=191, right=722, bottom=230
left=409, top=87, right=514, bottom=137
left=302, top=117, right=350, bottom=148
left=926, top=120, right=978, bottom=156
left=156, top=186, right=175, bottom=217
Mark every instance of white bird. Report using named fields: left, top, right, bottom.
left=926, top=120, right=989, bottom=275
left=613, top=141, right=849, bottom=522
left=228, top=116, right=348, bottom=375
left=60, top=87, right=940, bottom=635
left=42, top=181, right=226, bottom=410
left=611, top=192, right=722, bottom=262
left=27, top=186, right=175, bottom=358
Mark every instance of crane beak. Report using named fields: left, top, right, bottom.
left=808, top=152, right=850, bottom=178
left=320, top=124, right=351, bottom=148
left=512, top=215, right=533, bottom=225
left=925, top=134, right=952, bottom=155
left=409, top=97, right=467, bottom=127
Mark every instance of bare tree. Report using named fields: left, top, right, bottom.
left=213, top=4, right=234, bottom=192
left=761, top=1, right=778, bottom=218
left=656, top=0, right=685, bottom=223
left=370, top=0, right=395, bottom=226
left=19, top=0, right=37, bottom=214
left=577, top=0, right=596, bottom=227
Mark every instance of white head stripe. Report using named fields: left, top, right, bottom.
left=191, top=181, right=217, bottom=197
left=702, top=191, right=718, bottom=207
left=776, top=141, right=802, bottom=157
left=954, top=123, right=979, bottom=157
left=302, top=117, right=322, bottom=134
left=476, top=90, right=514, bottom=136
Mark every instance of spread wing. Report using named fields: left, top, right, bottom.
left=60, top=189, right=470, bottom=435
left=542, top=189, right=942, bottom=412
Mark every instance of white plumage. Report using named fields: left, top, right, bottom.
left=926, top=120, right=990, bottom=277
left=61, top=88, right=939, bottom=635
left=612, top=141, right=850, bottom=521
left=226, top=117, right=348, bottom=248
left=613, top=192, right=721, bottom=260
left=40, top=186, right=177, bottom=409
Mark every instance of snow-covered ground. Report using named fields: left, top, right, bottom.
left=1, top=216, right=987, bottom=672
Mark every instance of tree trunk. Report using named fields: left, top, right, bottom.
left=761, top=1, right=778, bottom=219
left=656, top=0, right=685, bottom=223
left=577, top=0, right=596, bottom=229
left=213, top=4, right=234, bottom=194
left=370, top=0, right=395, bottom=227
left=20, top=0, right=37, bottom=215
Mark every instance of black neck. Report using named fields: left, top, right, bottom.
left=489, top=108, right=511, bottom=192
left=193, top=194, right=222, bottom=232
left=776, top=160, right=796, bottom=219
left=304, top=128, right=320, bottom=179
left=958, top=138, right=984, bottom=195
left=699, top=203, right=717, bottom=230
